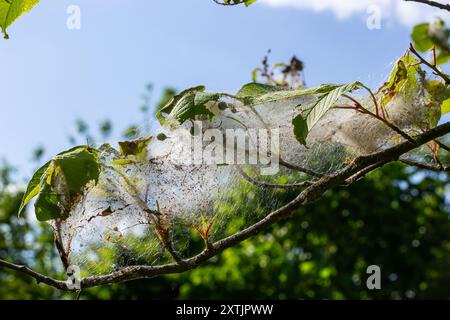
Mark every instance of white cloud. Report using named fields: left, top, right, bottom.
left=259, top=0, right=450, bottom=26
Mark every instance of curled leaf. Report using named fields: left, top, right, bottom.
left=118, top=136, right=153, bottom=159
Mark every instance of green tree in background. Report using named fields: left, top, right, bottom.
left=1, top=77, right=449, bottom=299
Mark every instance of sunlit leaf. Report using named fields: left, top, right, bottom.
left=237, top=82, right=339, bottom=106
left=157, top=86, right=219, bottom=126
left=379, top=53, right=419, bottom=108
left=0, top=0, right=40, bottom=39
left=54, top=146, right=100, bottom=193
left=411, top=20, right=450, bottom=66
left=18, top=160, right=50, bottom=216
left=411, top=23, right=434, bottom=52
left=20, top=146, right=100, bottom=221
left=442, top=98, right=450, bottom=115
left=292, top=82, right=362, bottom=146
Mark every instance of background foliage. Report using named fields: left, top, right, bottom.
left=1, top=81, right=450, bottom=299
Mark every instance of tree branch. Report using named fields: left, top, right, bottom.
left=345, top=160, right=390, bottom=184
left=409, top=43, right=450, bottom=85
left=1, top=121, right=449, bottom=291
left=404, top=0, right=450, bottom=12
left=279, top=158, right=324, bottom=178
left=435, top=140, right=450, bottom=152
left=0, top=259, right=68, bottom=290
left=237, top=166, right=313, bottom=189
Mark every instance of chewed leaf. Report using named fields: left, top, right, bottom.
left=379, top=53, right=420, bottom=108
left=118, top=136, right=153, bottom=159
left=54, top=146, right=100, bottom=193
left=0, top=0, right=40, bottom=39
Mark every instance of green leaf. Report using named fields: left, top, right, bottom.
left=237, top=82, right=340, bottom=106
left=194, top=92, right=221, bottom=106
left=386, top=54, right=418, bottom=90
left=426, top=79, right=450, bottom=102
left=442, top=98, right=450, bottom=115
left=292, top=115, right=308, bottom=146
left=435, top=46, right=450, bottom=66
left=158, top=86, right=219, bottom=126
left=237, top=83, right=282, bottom=99
left=54, top=146, right=100, bottom=193
left=110, top=159, right=135, bottom=166
left=34, top=172, right=61, bottom=222
left=0, top=0, right=40, bottom=39
left=411, top=23, right=433, bottom=52
left=251, top=68, right=260, bottom=82
left=118, top=136, right=152, bottom=159
left=157, top=86, right=205, bottom=125
left=292, top=82, right=362, bottom=146
left=411, top=20, right=450, bottom=66
left=20, top=146, right=100, bottom=222
left=380, top=53, right=420, bottom=108
left=18, top=160, right=50, bottom=216
left=169, top=94, right=214, bottom=124
left=425, top=79, right=450, bottom=125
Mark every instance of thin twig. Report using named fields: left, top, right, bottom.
left=155, top=219, right=188, bottom=267
left=342, top=94, right=417, bottom=145
left=401, top=158, right=449, bottom=172
left=404, top=0, right=450, bottom=12
left=237, top=166, right=313, bottom=189
left=409, top=43, right=450, bottom=85
left=108, top=165, right=187, bottom=266
left=435, top=140, right=450, bottom=152
left=346, top=160, right=391, bottom=184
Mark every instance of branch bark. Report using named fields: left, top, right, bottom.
left=404, top=0, right=450, bottom=12
left=0, top=259, right=68, bottom=290
left=237, top=166, right=313, bottom=189
left=1, top=121, right=449, bottom=291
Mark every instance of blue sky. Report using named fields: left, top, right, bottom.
left=0, top=0, right=448, bottom=180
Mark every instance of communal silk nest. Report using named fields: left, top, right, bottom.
left=53, top=70, right=445, bottom=275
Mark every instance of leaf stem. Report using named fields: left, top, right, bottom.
left=409, top=43, right=450, bottom=85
